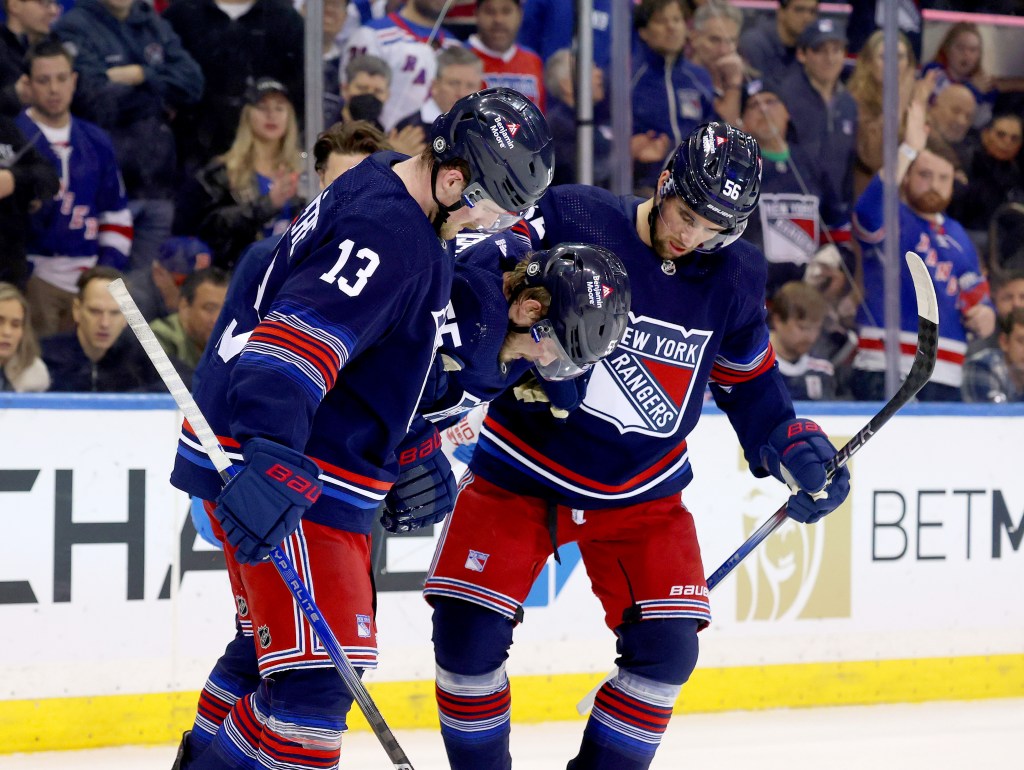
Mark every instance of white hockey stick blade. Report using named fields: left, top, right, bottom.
left=905, top=250, right=939, bottom=325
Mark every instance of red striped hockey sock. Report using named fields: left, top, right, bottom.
left=435, top=664, right=512, bottom=770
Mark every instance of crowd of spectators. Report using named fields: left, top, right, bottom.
left=1, top=0, right=1024, bottom=402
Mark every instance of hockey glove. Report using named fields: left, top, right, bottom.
left=380, top=417, right=458, bottom=534
left=214, top=438, right=322, bottom=564
left=759, top=418, right=851, bottom=524
left=513, top=372, right=590, bottom=419
left=422, top=351, right=465, bottom=410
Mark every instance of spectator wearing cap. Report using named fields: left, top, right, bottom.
left=394, top=47, right=483, bottom=138
left=151, top=266, right=229, bottom=372
left=631, top=0, right=716, bottom=196
left=42, top=265, right=188, bottom=391
left=53, top=0, right=204, bottom=275
left=739, top=77, right=850, bottom=298
left=738, top=0, right=818, bottom=86
left=2, top=0, right=60, bottom=118
left=163, top=0, right=304, bottom=172
left=172, top=78, right=305, bottom=270
left=125, top=235, right=212, bottom=321
left=17, top=39, right=133, bottom=338
left=469, top=0, right=544, bottom=112
left=778, top=16, right=858, bottom=217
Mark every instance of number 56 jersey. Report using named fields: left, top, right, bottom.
left=170, top=151, right=453, bottom=535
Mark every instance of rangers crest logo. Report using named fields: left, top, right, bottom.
left=257, top=625, right=272, bottom=649
left=585, top=313, right=712, bottom=436
left=465, top=549, right=490, bottom=572
left=356, top=614, right=372, bottom=638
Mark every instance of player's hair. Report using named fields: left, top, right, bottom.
left=505, top=255, right=553, bottom=311
left=180, top=267, right=230, bottom=305
left=770, top=281, right=827, bottom=324
left=918, top=132, right=961, bottom=172
left=313, top=121, right=391, bottom=174
left=76, top=266, right=124, bottom=299
left=344, top=54, right=392, bottom=87
left=219, top=91, right=303, bottom=200
left=634, top=0, right=688, bottom=30
left=998, top=306, right=1024, bottom=336
left=692, top=1, right=742, bottom=33
left=417, top=147, right=472, bottom=187
left=0, top=282, right=41, bottom=381
left=24, top=37, right=75, bottom=74
left=436, top=45, right=484, bottom=78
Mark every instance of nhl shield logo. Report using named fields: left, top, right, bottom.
left=235, top=595, right=248, bottom=617
left=257, top=625, right=272, bottom=649
left=587, top=313, right=712, bottom=436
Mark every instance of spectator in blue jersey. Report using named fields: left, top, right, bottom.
left=738, top=0, right=818, bottom=86
left=42, top=265, right=184, bottom=392
left=163, top=0, right=304, bottom=172
left=631, top=0, right=716, bottom=196
left=53, top=0, right=204, bottom=275
left=778, top=17, right=858, bottom=215
left=1, top=0, right=60, bottom=118
left=962, top=307, right=1024, bottom=403
left=394, top=46, right=484, bottom=139
left=17, top=39, right=133, bottom=338
left=0, top=281, right=49, bottom=391
left=173, top=78, right=305, bottom=270
left=167, top=89, right=553, bottom=770
left=769, top=280, right=836, bottom=400
left=544, top=48, right=611, bottom=187
left=423, top=122, right=850, bottom=770
left=851, top=95, right=996, bottom=401
left=0, top=112, right=59, bottom=289
left=151, top=267, right=229, bottom=373
left=738, top=77, right=851, bottom=297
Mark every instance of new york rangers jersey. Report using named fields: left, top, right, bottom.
left=170, top=151, right=453, bottom=534
left=425, top=225, right=535, bottom=422
left=853, top=175, right=991, bottom=388
left=343, top=13, right=461, bottom=131
left=16, top=113, right=132, bottom=292
left=469, top=185, right=795, bottom=509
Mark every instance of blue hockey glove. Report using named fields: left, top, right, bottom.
left=380, top=418, right=458, bottom=534
left=214, top=438, right=323, bottom=564
left=760, top=418, right=851, bottom=524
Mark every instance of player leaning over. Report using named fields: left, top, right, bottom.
left=168, top=88, right=553, bottom=769
left=423, top=122, right=852, bottom=770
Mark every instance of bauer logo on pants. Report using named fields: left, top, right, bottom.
left=735, top=440, right=853, bottom=621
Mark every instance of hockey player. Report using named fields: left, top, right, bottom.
left=168, top=87, right=553, bottom=769
left=423, top=122, right=852, bottom=770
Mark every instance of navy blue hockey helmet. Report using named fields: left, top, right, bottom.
left=519, top=243, right=631, bottom=380
left=430, top=87, right=555, bottom=232
left=660, top=122, right=762, bottom=252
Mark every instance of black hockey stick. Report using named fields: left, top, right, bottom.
left=107, top=280, right=415, bottom=769
left=577, top=251, right=939, bottom=714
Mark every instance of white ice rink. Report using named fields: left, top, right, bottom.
left=2, top=699, right=1021, bottom=769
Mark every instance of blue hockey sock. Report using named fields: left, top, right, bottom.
left=436, top=663, right=512, bottom=770
left=568, top=670, right=680, bottom=770
left=190, top=627, right=261, bottom=757
left=188, top=684, right=270, bottom=770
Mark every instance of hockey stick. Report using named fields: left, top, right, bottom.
left=107, top=280, right=415, bottom=770
left=576, top=251, right=939, bottom=715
